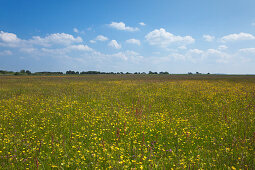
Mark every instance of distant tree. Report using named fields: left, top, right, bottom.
left=207, top=72, right=210, bottom=74
left=188, top=72, right=193, bottom=75
left=149, top=71, right=158, bottom=74
left=66, top=70, right=76, bottom=74
left=0, top=70, right=14, bottom=75
left=25, top=70, right=31, bottom=75
left=20, top=70, right=25, bottom=74
left=0, top=70, right=7, bottom=74
left=34, top=72, right=63, bottom=75
left=159, top=71, right=169, bottom=74
left=14, top=72, right=21, bottom=75
left=88, top=71, right=102, bottom=74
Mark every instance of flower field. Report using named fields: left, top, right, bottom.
left=0, top=75, right=254, bottom=169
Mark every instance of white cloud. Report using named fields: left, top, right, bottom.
left=73, top=28, right=79, bottom=33
left=108, top=40, right=121, bottom=49
left=20, top=48, right=37, bottom=53
left=175, top=49, right=204, bottom=62
left=0, top=31, right=20, bottom=43
left=145, top=28, right=195, bottom=48
left=90, top=40, right=96, bottom=43
left=139, top=22, right=146, bottom=26
left=221, top=32, right=255, bottom=42
left=30, top=33, right=83, bottom=46
left=189, top=49, right=203, bottom=54
left=238, top=48, right=255, bottom=62
left=239, top=48, right=255, bottom=53
left=203, top=35, right=215, bottom=42
left=38, top=44, right=94, bottom=60
left=206, top=49, right=231, bottom=63
left=73, top=28, right=85, bottom=34
left=0, top=30, right=145, bottom=68
left=0, top=31, right=93, bottom=58
left=90, top=35, right=108, bottom=43
left=218, top=45, right=228, bottom=50
left=0, top=50, right=12, bottom=56
left=172, top=53, right=186, bottom=61
left=111, top=50, right=143, bottom=61
left=111, top=52, right=129, bottom=61
left=95, top=35, right=108, bottom=41
left=126, top=38, right=141, bottom=46
left=168, top=49, right=205, bottom=62
left=68, top=44, right=93, bottom=51
left=172, top=48, right=232, bottom=63
left=109, top=22, right=139, bottom=32
left=0, top=31, right=21, bottom=47
left=207, top=49, right=222, bottom=54
left=178, top=46, right=187, bottom=50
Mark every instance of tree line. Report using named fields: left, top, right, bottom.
left=0, top=70, right=209, bottom=75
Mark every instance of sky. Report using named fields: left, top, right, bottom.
left=1, top=0, right=255, bottom=74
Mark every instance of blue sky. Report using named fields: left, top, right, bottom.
left=1, top=0, right=255, bottom=74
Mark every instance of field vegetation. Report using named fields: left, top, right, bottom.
left=0, top=75, right=254, bottom=169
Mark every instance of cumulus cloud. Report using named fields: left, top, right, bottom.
left=221, top=32, right=255, bottom=42
left=0, top=30, right=145, bottom=70
left=111, top=50, right=143, bottom=61
left=0, top=31, right=21, bottom=47
left=139, top=22, right=146, bottom=26
left=95, top=35, right=108, bottom=41
left=145, top=28, right=195, bottom=48
left=20, top=48, right=37, bottom=53
left=73, top=28, right=85, bottom=34
left=178, top=46, right=187, bottom=50
left=203, top=35, right=215, bottom=42
left=73, top=28, right=79, bottom=33
left=172, top=53, right=186, bottom=61
left=207, top=49, right=222, bottom=55
left=68, top=44, right=93, bottom=51
left=172, top=48, right=232, bottom=63
left=90, top=40, right=96, bottom=43
left=0, top=31, right=83, bottom=48
left=173, top=49, right=204, bottom=62
left=189, top=49, right=203, bottom=54
left=109, top=22, right=139, bottom=32
left=206, top=49, right=231, bottom=63
left=0, top=30, right=94, bottom=59
left=108, top=40, right=121, bottom=49
left=239, top=48, right=255, bottom=53
left=0, top=50, right=12, bottom=56
left=0, top=31, right=20, bottom=43
left=126, top=38, right=141, bottom=46
left=218, top=45, right=228, bottom=50
left=238, top=48, right=255, bottom=62
left=30, top=33, right=83, bottom=46
left=90, top=35, right=108, bottom=44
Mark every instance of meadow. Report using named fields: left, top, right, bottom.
left=0, top=75, right=254, bottom=169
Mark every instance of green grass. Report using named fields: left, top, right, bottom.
left=0, top=75, right=254, bottom=169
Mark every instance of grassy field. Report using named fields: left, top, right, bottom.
left=0, top=75, right=254, bottom=169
